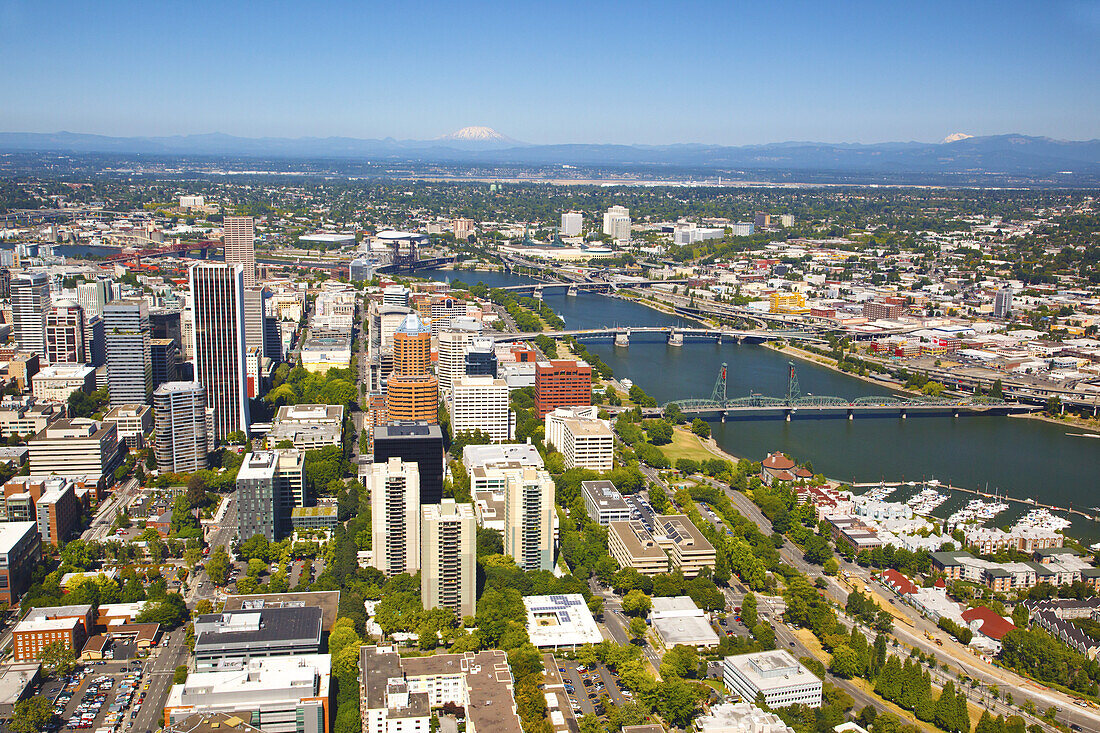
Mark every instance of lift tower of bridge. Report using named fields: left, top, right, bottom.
left=711, top=363, right=727, bottom=403
left=787, top=362, right=802, bottom=403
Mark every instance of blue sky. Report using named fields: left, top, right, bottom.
left=1, top=0, right=1098, bottom=145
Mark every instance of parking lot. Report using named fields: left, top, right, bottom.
left=49, top=661, right=150, bottom=733
left=555, top=659, right=632, bottom=722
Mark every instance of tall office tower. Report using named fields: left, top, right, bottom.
left=45, top=301, right=85, bottom=365
left=104, top=300, right=152, bottom=407
left=437, top=317, right=482, bottom=391
left=464, top=337, right=497, bottom=378
left=504, top=468, right=556, bottom=571
left=263, top=306, right=282, bottom=362
left=373, top=422, right=444, bottom=506
left=450, top=376, right=510, bottom=442
left=243, top=288, right=270, bottom=358
left=237, top=452, right=277, bottom=542
left=421, top=499, right=476, bottom=618
left=76, top=280, right=109, bottom=318
left=150, top=339, right=181, bottom=389
left=149, top=308, right=183, bottom=345
left=370, top=457, right=421, bottom=577
left=602, top=205, right=631, bottom=243
left=222, top=216, right=257, bottom=288
left=0, top=268, right=10, bottom=300
left=11, top=272, right=50, bottom=357
left=153, top=381, right=211, bottom=473
left=754, top=212, right=772, bottom=229
left=385, top=313, right=438, bottom=423
left=534, top=359, right=592, bottom=417
left=382, top=285, right=410, bottom=307
left=189, top=263, right=250, bottom=439
left=273, top=449, right=305, bottom=536
left=84, top=315, right=105, bottom=368
left=561, top=211, right=583, bottom=237
left=994, top=287, right=1014, bottom=319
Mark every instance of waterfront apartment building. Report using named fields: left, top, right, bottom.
left=0, top=522, right=40, bottom=605
left=45, top=301, right=85, bottom=365
left=581, top=480, right=632, bottom=525
left=370, top=457, right=421, bottom=577
left=190, top=262, right=251, bottom=438
left=385, top=313, right=438, bottom=423
left=421, top=499, right=476, bottom=619
left=534, top=360, right=592, bottom=418
left=449, top=376, right=510, bottom=442
left=561, top=211, right=583, bottom=237
left=503, top=468, right=555, bottom=572
left=28, top=419, right=119, bottom=481
left=154, top=382, right=212, bottom=473
left=602, top=205, right=631, bottom=243
left=223, top=216, right=257, bottom=288
left=372, top=422, right=444, bottom=506
left=104, top=299, right=152, bottom=407
left=11, top=272, right=50, bottom=358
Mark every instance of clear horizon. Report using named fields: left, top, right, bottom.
left=1, top=0, right=1097, bottom=145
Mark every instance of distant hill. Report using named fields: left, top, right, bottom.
left=1, top=131, right=1098, bottom=177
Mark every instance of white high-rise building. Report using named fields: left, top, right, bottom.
left=994, top=287, right=1013, bottom=318
left=76, top=280, right=110, bottom=318
left=437, top=318, right=483, bottom=392
left=450, top=376, right=510, bottom=442
left=421, top=499, right=476, bottom=619
left=11, top=272, right=50, bottom=357
left=602, top=205, right=631, bottom=243
left=561, top=212, right=583, bottom=237
left=190, top=263, right=250, bottom=438
left=370, top=457, right=421, bottom=577
left=153, top=381, right=212, bottom=473
left=223, top=216, right=257, bottom=288
left=504, top=468, right=555, bottom=571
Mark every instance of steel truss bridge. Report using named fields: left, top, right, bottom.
left=664, top=362, right=1039, bottom=421
left=492, top=326, right=823, bottom=345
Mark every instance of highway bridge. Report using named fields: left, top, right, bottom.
left=492, top=325, right=825, bottom=345
left=662, top=362, right=1040, bottom=421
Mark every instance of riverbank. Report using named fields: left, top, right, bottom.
left=1009, top=410, right=1100, bottom=434
left=762, top=341, right=917, bottom=398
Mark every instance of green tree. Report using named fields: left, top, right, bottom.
left=173, top=665, right=188, bottom=684
left=205, top=547, right=231, bottom=586
left=741, top=593, right=758, bottom=628
left=628, top=616, right=647, bottom=644
left=690, top=418, right=711, bottom=439
left=9, top=696, right=54, bottom=733
left=621, top=589, right=652, bottom=617
left=39, top=641, right=77, bottom=676
left=644, top=419, right=673, bottom=445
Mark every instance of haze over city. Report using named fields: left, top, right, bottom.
left=1, top=0, right=1099, bottom=145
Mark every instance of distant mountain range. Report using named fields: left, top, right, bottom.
left=2, top=128, right=1099, bottom=177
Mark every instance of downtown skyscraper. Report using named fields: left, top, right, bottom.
left=11, top=272, right=50, bottom=357
left=223, top=216, right=257, bottom=288
left=104, top=299, right=152, bottom=406
left=189, top=262, right=250, bottom=438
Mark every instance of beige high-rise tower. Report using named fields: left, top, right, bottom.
left=370, top=457, right=421, bottom=577
left=504, top=467, right=556, bottom=572
left=223, top=216, right=257, bottom=288
left=421, top=499, right=476, bottom=619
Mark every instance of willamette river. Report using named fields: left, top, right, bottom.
left=427, top=267, right=1100, bottom=542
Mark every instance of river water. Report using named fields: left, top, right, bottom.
left=431, top=267, right=1100, bottom=541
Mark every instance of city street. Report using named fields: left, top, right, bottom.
left=130, top=628, right=189, bottom=733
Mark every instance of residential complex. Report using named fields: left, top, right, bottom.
left=420, top=499, right=476, bottom=619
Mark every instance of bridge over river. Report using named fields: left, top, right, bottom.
left=661, top=362, right=1040, bottom=421
left=493, top=325, right=824, bottom=345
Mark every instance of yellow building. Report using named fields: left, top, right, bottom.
left=769, top=292, right=808, bottom=314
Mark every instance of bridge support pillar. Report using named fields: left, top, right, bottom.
left=900, top=409, right=907, bottom=419
left=953, top=410, right=959, bottom=418
left=614, top=332, right=629, bottom=347
left=720, top=412, right=726, bottom=424
left=847, top=409, right=853, bottom=421
left=785, top=410, right=792, bottom=422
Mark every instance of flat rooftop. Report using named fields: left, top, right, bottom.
left=222, top=591, right=341, bottom=631
left=724, top=651, right=821, bottom=692
left=523, top=594, right=603, bottom=648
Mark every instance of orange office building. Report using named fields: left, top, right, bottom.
left=535, top=359, right=592, bottom=417
left=386, top=313, right=438, bottom=422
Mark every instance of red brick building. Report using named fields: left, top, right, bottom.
left=535, top=360, right=592, bottom=418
